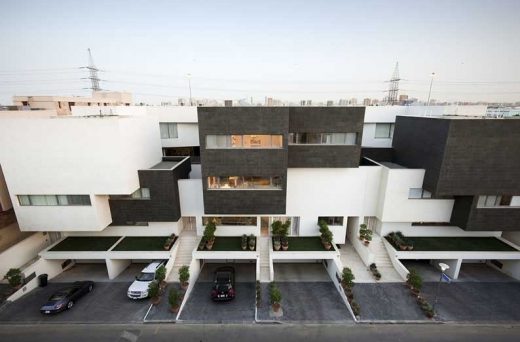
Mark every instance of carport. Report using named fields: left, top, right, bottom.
left=178, top=262, right=256, bottom=323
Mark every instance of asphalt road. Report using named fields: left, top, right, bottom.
left=0, top=323, right=519, bottom=342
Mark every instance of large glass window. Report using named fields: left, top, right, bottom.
left=205, top=135, right=283, bottom=149
left=202, top=216, right=258, bottom=226
left=18, top=195, right=91, bottom=206
left=375, top=123, right=394, bottom=139
left=289, top=132, right=357, bottom=145
left=318, top=216, right=344, bottom=226
left=159, top=123, right=178, bottom=139
left=479, top=195, right=519, bottom=207
left=207, top=176, right=282, bottom=190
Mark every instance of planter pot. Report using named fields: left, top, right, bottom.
left=272, top=302, right=281, bottom=312
left=363, top=240, right=369, bottom=246
left=181, top=282, right=189, bottom=290
left=273, top=243, right=281, bottom=251
left=411, top=289, right=420, bottom=297
left=249, top=245, right=255, bottom=251
left=323, top=242, right=332, bottom=250
left=151, top=297, right=161, bottom=306
left=399, top=245, right=407, bottom=251
left=206, top=242, right=214, bottom=250
left=281, top=245, right=288, bottom=251
left=407, top=246, right=414, bottom=251
left=170, top=305, right=180, bottom=313
left=241, top=245, right=247, bottom=251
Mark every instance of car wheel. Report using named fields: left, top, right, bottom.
left=88, top=284, right=93, bottom=292
left=67, top=301, right=74, bottom=309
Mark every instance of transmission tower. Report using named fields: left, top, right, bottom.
left=83, top=48, right=101, bottom=91
left=385, top=62, right=400, bottom=105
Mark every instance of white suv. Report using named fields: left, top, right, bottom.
left=127, top=260, right=166, bottom=299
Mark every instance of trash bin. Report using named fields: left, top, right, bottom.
left=38, top=274, right=48, bottom=287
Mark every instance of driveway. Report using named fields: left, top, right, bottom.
left=178, top=263, right=256, bottom=323
left=421, top=281, right=520, bottom=322
left=0, top=282, right=150, bottom=324
left=353, top=283, right=426, bottom=321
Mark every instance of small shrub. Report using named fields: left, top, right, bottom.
left=407, top=269, right=422, bottom=291
left=155, top=265, right=166, bottom=283
left=341, top=267, right=355, bottom=289
left=179, top=265, right=190, bottom=285
left=168, top=287, right=180, bottom=308
left=203, top=221, right=217, bottom=241
left=269, top=282, right=281, bottom=304
left=351, top=300, right=361, bottom=316
left=148, top=280, right=160, bottom=299
left=3, top=268, right=22, bottom=288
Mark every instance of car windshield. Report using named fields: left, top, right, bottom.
left=136, top=272, right=155, bottom=281
left=216, top=272, right=231, bottom=283
left=49, top=288, right=76, bottom=301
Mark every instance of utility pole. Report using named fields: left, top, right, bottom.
left=83, top=48, right=101, bottom=92
left=427, top=72, right=435, bottom=106
left=385, top=62, right=400, bottom=105
left=186, top=73, right=192, bottom=106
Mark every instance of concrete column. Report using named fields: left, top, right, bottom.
left=106, top=259, right=130, bottom=280
left=431, top=259, right=462, bottom=279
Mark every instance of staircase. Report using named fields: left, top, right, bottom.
left=168, top=228, right=198, bottom=282
left=258, top=237, right=271, bottom=282
left=370, top=235, right=393, bottom=267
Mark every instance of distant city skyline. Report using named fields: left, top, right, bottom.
left=1, top=0, right=519, bottom=105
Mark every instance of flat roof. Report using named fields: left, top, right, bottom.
left=380, top=161, right=407, bottom=169
left=149, top=161, right=179, bottom=170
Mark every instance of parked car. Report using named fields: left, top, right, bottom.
left=40, top=281, right=94, bottom=314
left=127, top=260, right=167, bottom=299
left=211, top=266, right=235, bottom=301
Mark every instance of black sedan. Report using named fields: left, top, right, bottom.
left=40, top=281, right=94, bottom=314
left=211, top=266, right=235, bottom=301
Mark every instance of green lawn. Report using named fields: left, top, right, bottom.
left=49, top=236, right=121, bottom=252
left=112, top=236, right=173, bottom=251
left=390, top=236, right=517, bottom=252
left=201, top=237, right=255, bottom=251
left=274, top=237, right=332, bottom=251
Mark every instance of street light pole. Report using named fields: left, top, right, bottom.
left=427, top=72, right=435, bottom=106
left=433, top=262, right=449, bottom=312
left=186, top=73, right=192, bottom=106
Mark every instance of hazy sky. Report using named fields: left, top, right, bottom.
left=1, top=0, right=519, bottom=104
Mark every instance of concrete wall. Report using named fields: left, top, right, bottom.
left=105, top=259, right=131, bottom=279
left=0, top=165, right=12, bottom=211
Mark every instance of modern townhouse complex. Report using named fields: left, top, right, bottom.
left=0, top=103, right=519, bottom=303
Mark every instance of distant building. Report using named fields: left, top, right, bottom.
left=12, top=91, right=132, bottom=115
left=224, top=100, right=233, bottom=107
left=363, top=98, right=371, bottom=106
left=338, top=99, right=348, bottom=106
left=486, top=106, right=520, bottom=118
left=349, top=98, right=358, bottom=105
left=326, top=100, right=334, bottom=107
left=300, top=100, right=306, bottom=106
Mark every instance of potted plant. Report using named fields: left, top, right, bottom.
left=155, top=265, right=167, bottom=292
left=273, top=236, right=281, bottom=251
left=281, top=236, right=289, bottom=251
left=321, top=229, right=333, bottom=250
left=148, top=281, right=160, bottom=305
left=3, top=268, right=23, bottom=290
left=341, top=267, right=355, bottom=291
left=179, top=265, right=190, bottom=290
left=248, top=234, right=256, bottom=251
left=350, top=300, right=361, bottom=318
left=269, top=282, right=282, bottom=313
left=168, top=287, right=180, bottom=313
left=163, top=234, right=176, bottom=250
left=408, top=271, right=422, bottom=297
left=406, top=269, right=418, bottom=288
left=203, top=221, right=217, bottom=250
left=359, top=224, right=367, bottom=241
left=241, top=234, right=248, bottom=251
left=256, top=280, right=261, bottom=308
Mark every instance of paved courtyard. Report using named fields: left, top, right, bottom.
left=353, top=283, right=426, bottom=321
left=178, top=263, right=256, bottom=323
left=0, top=282, right=150, bottom=324
left=421, top=281, right=520, bottom=322
left=257, top=282, right=352, bottom=322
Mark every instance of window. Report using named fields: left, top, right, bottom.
left=207, top=176, right=282, bottom=190
left=318, top=217, right=344, bottom=226
left=375, top=123, right=394, bottom=139
left=408, top=188, right=432, bottom=199
left=160, top=123, right=178, bottom=139
left=17, top=195, right=91, bottom=206
left=205, top=135, right=283, bottom=149
left=131, top=188, right=150, bottom=199
left=479, top=195, right=519, bottom=208
left=289, top=133, right=357, bottom=145
left=202, top=217, right=258, bottom=226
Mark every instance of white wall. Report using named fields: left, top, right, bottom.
left=0, top=232, right=50, bottom=281
left=378, top=221, right=502, bottom=238
left=376, top=167, right=454, bottom=223
left=0, top=115, right=162, bottom=231
left=179, top=179, right=204, bottom=217
left=66, top=221, right=180, bottom=237
left=362, top=123, right=393, bottom=148
left=0, top=165, right=12, bottom=211
left=106, top=259, right=131, bottom=279
left=190, top=165, right=202, bottom=179
left=161, top=123, right=200, bottom=147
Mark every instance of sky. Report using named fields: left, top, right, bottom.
left=1, top=0, right=519, bottom=105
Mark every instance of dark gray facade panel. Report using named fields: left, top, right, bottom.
left=449, top=196, right=473, bottom=229
left=288, top=107, right=365, bottom=134
left=436, top=119, right=520, bottom=196
left=392, top=116, right=450, bottom=193
left=198, top=107, right=289, bottom=214
left=466, top=207, right=520, bottom=231
left=361, top=147, right=394, bottom=163
left=203, top=190, right=286, bottom=215
left=109, top=159, right=191, bottom=224
left=288, top=145, right=361, bottom=168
